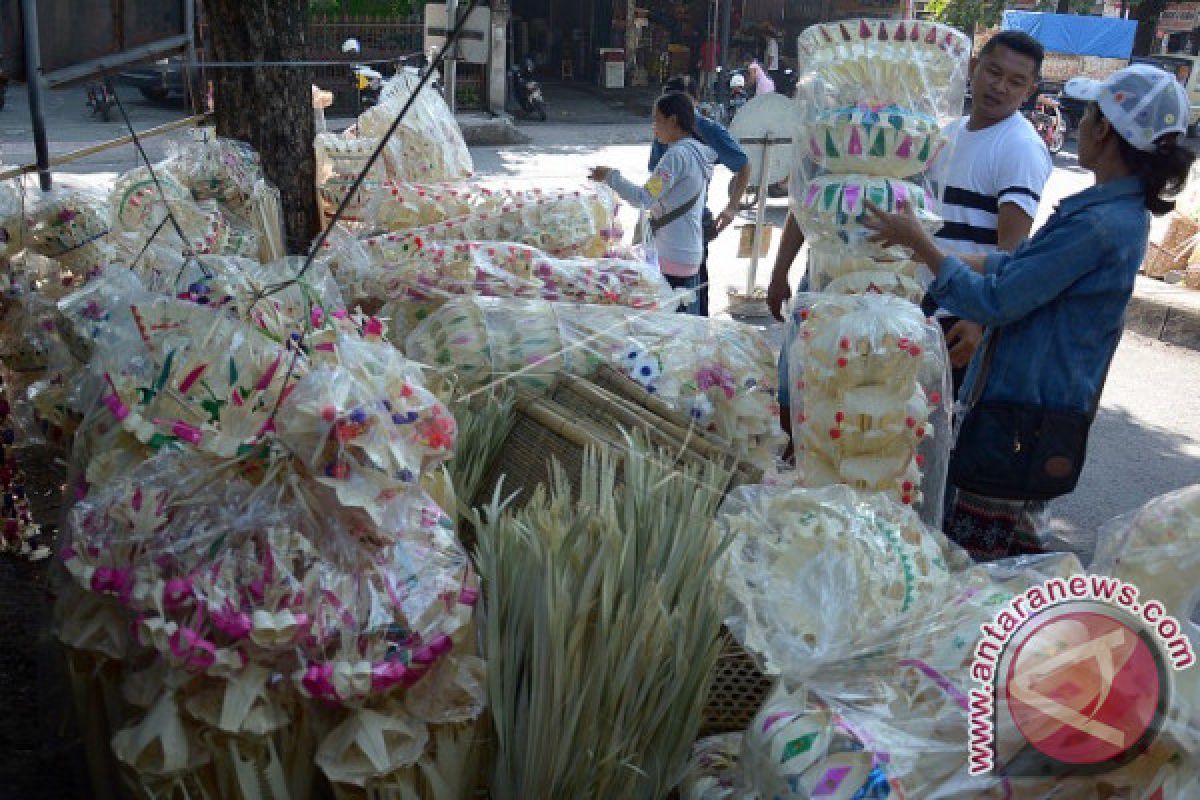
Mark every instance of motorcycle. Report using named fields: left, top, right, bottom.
left=510, top=62, right=547, bottom=121
left=1023, top=92, right=1066, bottom=155
left=342, top=38, right=383, bottom=111
left=726, top=71, right=749, bottom=122
left=86, top=80, right=116, bottom=122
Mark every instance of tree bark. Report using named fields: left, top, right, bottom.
left=204, top=0, right=319, bottom=254
left=1132, top=0, right=1170, bottom=57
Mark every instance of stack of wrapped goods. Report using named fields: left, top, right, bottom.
left=686, top=483, right=1200, bottom=798
left=786, top=18, right=971, bottom=525
left=49, top=260, right=488, bottom=798
left=405, top=296, right=785, bottom=470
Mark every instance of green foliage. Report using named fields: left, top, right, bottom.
left=925, top=0, right=1006, bottom=35
left=310, top=0, right=422, bottom=17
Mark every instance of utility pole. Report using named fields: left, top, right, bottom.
left=19, top=0, right=52, bottom=191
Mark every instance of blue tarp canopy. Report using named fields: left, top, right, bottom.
left=1001, top=11, right=1136, bottom=59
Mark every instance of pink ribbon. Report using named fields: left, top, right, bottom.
left=91, top=566, right=134, bottom=605
left=301, top=663, right=339, bottom=701
left=169, top=627, right=217, bottom=671
left=211, top=604, right=253, bottom=640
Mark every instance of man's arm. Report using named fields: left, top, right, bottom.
left=946, top=202, right=1037, bottom=366
left=996, top=203, right=1035, bottom=251
left=767, top=214, right=805, bottom=321
left=717, top=163, right=752, bottom=233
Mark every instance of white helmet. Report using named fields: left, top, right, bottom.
left=341, top=38, right=361, bottom=54
left=730, top=74, right=746, bottom=89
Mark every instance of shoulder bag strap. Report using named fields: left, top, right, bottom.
left=649, top=191, right=700, bottom=234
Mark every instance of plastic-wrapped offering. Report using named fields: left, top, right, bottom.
left=405, top=297, right=785, bottom=467
left=787, top=293, right=951, bottom=519
left=796, top=18, right=970, bottom=122
left=792, top=173, right=938, bottom=250
left=678, top=734, right=747, bottom=800
left=314, top=133, right=389, bottom=230
left=165, top=128, right=264, bottom=214
left=321, top=230, right=672, bottom=336
left=353, top=186, right=622, bottom=262
left=25, top=188, right=115, bottom=276
left=805, top=104, right=947, bottom=178
left=805, top=244, right=924, bottom=303
left=0, top=171, right=26, bottom=258
left=355, top=68, right=473, bottom=182
left=719, top=485, right=955, bottom=677
left=110, top=166, right=260, bottom=258
left=1091, top=485, right=1200, bottom=618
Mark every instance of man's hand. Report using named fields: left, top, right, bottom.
left=767, top=276, right=791, bottom=322
left=589, top=166, right=611, bottom=182
left=945, top=319, right=984, bottom=369
left=715, top=206, right=737, bottom=234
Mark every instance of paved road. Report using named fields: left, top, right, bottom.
left=0, top=87, right=1196, bottom=560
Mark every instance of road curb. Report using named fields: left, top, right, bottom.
left=1125, top=277, right=1200, bottom=352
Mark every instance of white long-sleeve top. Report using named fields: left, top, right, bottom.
left=605, top=137, right=717, bottom=275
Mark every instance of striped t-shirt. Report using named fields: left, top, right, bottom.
left=922, top=112, right=1052, bottom=315
left=933, top=112, right=1052, bottom=257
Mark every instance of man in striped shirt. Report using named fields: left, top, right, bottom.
left=927, top=30, right=1053, bottom=396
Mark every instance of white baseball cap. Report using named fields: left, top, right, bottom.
left=1064, top=63, right=1189, bottom=152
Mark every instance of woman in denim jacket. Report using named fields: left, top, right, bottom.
left=866, top=64, right=1196, bottom=561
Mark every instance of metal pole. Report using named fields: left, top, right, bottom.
left=720, top=0, right=731, bottom=73
left=446, top=0, right=458, bottom=112
left=19, top=0, right=51, bottom=191
left=746, top=137, right=770, bottom=295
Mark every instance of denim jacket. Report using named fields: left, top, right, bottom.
left=930, top=176, right=1149, bottom=413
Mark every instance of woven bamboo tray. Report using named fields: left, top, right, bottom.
left=1162, top=213, right=1199, bottom=261
left=1143, top=241, right=1177, bottom=279
left=468, top=376, right=775, bottom=736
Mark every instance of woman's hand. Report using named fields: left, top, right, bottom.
left=863, top=199, right=945, bottom=270
left=589, top=166, right=612, bottom=182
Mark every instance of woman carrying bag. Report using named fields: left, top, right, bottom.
left=865, top=64, right=1195, bottom=561
left=590, top=92, right=717, bottom=315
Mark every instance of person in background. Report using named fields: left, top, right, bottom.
left=591, top=92, right=718, bottom=315
left=746, top=61, right=774, bottom=96
left=866, top=64, right=1195, bottom=560
left=651, top=75, right=752, bottom=316
left=928, top=30, right=1052, bottom=399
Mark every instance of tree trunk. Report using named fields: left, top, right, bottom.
left=1132, top=0, right=1170, bottom=57
left=205, top=0, right=319, bottom=254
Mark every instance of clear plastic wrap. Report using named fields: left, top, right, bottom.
left=165, top=127, right=264, bottom=215
left=404, top=296, right=786, bottom=467
left=718, top=484, right=959, bottom=679
left=341, top=185, right=623, bottom=263
left=24, top=187, right=116, bottom=277
left=110, top=165, right=260, bottom=259
left=0, top=169, right=26, bottom=259
left=794, top=19, right=970, bottom=124
left=355, top=68, right=474, bottom=183
left=314, top=133, right=389, bottom=231
left=319, top=227, right=672, bottom=337
left=786, top=293, right=952, bottom=522
left=722, top=550, right=1174, bottom=798
left=1090, top=485, right=1200, bottom=619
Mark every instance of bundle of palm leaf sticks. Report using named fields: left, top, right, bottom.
left=473, top=433, right=733, bottom=800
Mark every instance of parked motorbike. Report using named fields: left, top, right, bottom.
left=726, top=71, right=749, bottom=122
left=510, top=62, right=547, bottom=121
left=342, top=38, right=383, bottom=111
left=1023, top=92, right=1066, bottom=155
left=86, top=80, right=117, bottom=122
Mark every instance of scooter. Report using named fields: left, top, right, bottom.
left=342, top=38, right=384, bottom=111
left=86, top=80, right=116, bottom=121
left=1023, top=93, right=1066, bottom=155
left=726, top=71, right=749, bottom=122
left=510, top=61, right=547, bottom=121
